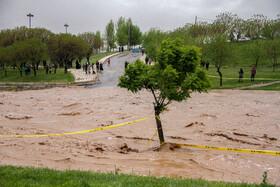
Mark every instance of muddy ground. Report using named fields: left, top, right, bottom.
left=0, top=87, right=279, bottom=185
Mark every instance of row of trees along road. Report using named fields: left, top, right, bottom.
left=105, top=17, right=142, bottom=51
left=142, top=12, right=280, bottom=86
left=0, top=27, right=105, bottom=77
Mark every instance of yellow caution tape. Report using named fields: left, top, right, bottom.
left=167, top=142, right=280, bottom=156
left=208, top=75, right=280, bottom=81
left=140, top=128, right=158, bottom=153
left=0, top=117, right=152, bottom=138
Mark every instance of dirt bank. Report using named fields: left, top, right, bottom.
left=0, top=87, right=279, bottom=185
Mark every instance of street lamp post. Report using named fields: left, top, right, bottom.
left=64, top=24, right=69, bottom=34
left=128, top=21, right=130, bottom=51
left=27, top=13, right=34, bottom=28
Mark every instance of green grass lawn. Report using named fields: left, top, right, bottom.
left=0, top=68, right=74, bottom=83
left=0, top=51, right=119, bottom=83
left=77, top=51, right=119, bottom=66
left=242, top=82, right=280, bottom=91
left=0, top=165, right=274, bottom=187
left=207, top=67, right=280, bottom=89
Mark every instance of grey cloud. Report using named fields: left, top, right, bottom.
left=0, top=0, right=279, bottom=34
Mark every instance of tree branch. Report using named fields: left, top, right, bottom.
left=150, top=87, right=159, bottom=105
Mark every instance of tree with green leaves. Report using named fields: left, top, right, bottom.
left=248, top=39, right=265, bottom=68
left=116, top=17, right=128, bottom=47
left=262, top=16, right=280, bottom=40
left=142, top=28, right=167, bottom=61
left=0, top=47, right=11, bottom=77
left=105, top=19, right=115, bottom=51
left=78, top=32, right=96, bottom=62
left=48, top=34, right=89, bottom=67
left=118, top=38, right=211, bottom=144
left=264, top=38, right=280, bottom=72
left=244, top=14, right=267, bottom=41
left=94, top=31, right=103, bottom=53
left=23, top=38, right=48, bottom=76
left=206, top=34, right=234, bottom=86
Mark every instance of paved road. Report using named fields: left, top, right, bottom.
left=87, top=52, right=142, bottom=88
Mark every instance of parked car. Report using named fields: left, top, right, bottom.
left=132, top=48, right=139, bottom=53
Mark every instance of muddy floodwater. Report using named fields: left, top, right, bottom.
left=0, top=87, right=279, bottom=185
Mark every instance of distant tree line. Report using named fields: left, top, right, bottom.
left=142, top=12, right=280, bottom=86
left=1, top=13, right=279, bottom=82
left=0, top=27, right=104, bottom=77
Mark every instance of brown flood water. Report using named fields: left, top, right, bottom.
left=0, top=87, right=279, bottom=185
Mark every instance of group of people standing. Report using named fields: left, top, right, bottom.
left=45, top=63, right=58, bottom=74
left=83, top=60, right=105, bottom=74
left=238, top=66, right=257, bottom=82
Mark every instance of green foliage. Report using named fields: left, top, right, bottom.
left=0, top=165, right=273, bottom=187
left=142, top=28, right=167, bottom=61
left=115, top=17, right=142, bottom=48
left=116, top=17, right=128, bottom=46
left=105, top=19, right=115, bottom=51
left=248, top=39, right=266, bottom=67
left=119, top=38, right=211, bottom=112
left=263, top=38, right=280, bottom=71
left=206, top=34, right=234, bottom=68
left=0, top=68, right=74, bottom=83
left=48, top=34, right=90, bottom=66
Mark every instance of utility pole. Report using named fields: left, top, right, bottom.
left=27, top=13, right=34, bottom=28
left=195, top=16, right=197, bottom=25
left=64, top=23, right=69, bottom=33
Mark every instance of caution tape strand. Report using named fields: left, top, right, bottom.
left=167, top=142, right=280, bottom=156
left=0, top=117, right=153, bottom=138
left=208, top=75, right=280, bottom=81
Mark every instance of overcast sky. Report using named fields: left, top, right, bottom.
left=0, top=0, right=279, bottom=35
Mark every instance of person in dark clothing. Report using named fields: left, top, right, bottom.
left=85, top=63, right=88, bottom=74
left=100, top=63, right=103, bottom=71
left=96, top=61, right=100, bottom=71
left=238, top=68, right=244, bottom=82
left=46, top=65, right=49, bottom=74
left=27, top=65, right=31, bottom=75
left=251, top=66, right=256, bottom=81
left=125, top=61, right=129, bottom=69
left=64, top=64, right=68, bottom=74
left=43, top=60, right=46, bottom=68
left=206, top=62, right=209, bottom=71
left=145, top=56, right=149, bottom=64
left=121, top=46, right=124, bottom=52
left=54, top=63, right=58, bottom=74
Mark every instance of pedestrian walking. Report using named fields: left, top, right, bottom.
left=238, top=68, right=244, bottom=82
left=107, top=58, right=111, bottom=66
left=251, top=66, right=256, bottom=82
left=100, top=63, right=103, bottom=71
left=206, top=62, right=209, bottom=71
left=145, top=56, right=149, bottom=64
left=125, top=61, right=129, bottom=69
left=148, top=58, right=152, bottom=65
left=54, top=63, right=58, bottom=74
left=96, top=61, right=100, bottom=71
left=49, top=64, right=52, bottom=74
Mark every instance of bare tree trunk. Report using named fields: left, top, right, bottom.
left=154, top=106, right=165, bottom=144
left=217, top=67, right=223, bottom=86
left=255, top=57, right=259, bottom=68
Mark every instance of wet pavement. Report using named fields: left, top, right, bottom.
left=88, top=52, right=142, bottom=88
